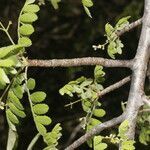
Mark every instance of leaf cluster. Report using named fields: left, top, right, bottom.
left=93, top=16, right=130, bottom=59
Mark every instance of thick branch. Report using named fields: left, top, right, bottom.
left=98, top=76, right=131, bottom=97
left=117, top=18, right=142, bottom=36
left=124, top=0, right=150, bottom=140
left=27, top=57, right=132, bottom=68
left=65, top=114, right=124, bottom=150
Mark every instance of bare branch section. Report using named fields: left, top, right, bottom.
left=98, top=76, right=131, bottom=97
left=28, top=57, right=132, bottom=68
left=117, top=18, right=142, bottom=36
left=65, top=115, right=124, bottom=150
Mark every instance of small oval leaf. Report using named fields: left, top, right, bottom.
left=20, top=13, right=38, bottom=23
left=35, top=116, right=52, bottom=126
left=6, top=109, right=19, bottom=125
left=30, top=91, right=46, bottom=103
left=33, top=104, right=49, bottom=115
left=19, top=24, right=34, bottom=36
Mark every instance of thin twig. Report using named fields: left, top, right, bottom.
left=142, top=95, right=150, bottom=107
left=28, top=57, right=133, bottom=68
left=97, top=76, right=131, bottom=97
left=116, top=18, right=142, bottom=36
left=66, top=123, right=82, bottom=147
left=65, top=114, right=125, bottom=150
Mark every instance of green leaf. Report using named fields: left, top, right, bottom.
left=116, top=39, right=124, bottom=54
left=36, top=123, right=47, bottom=135
left=0, top=56, right=19, bottom=67
left=116, top=16, right=131, bottom=30
left=26, top=0, right=36, bottom=5
left=118, top=120, right=129, bottom=139
left=0, top=68, right=10, bottom=84
left=89, top=118, right=101, bottom=126
left=0, top=80, right=6, bottom=89
left=6, top=109, right=19, bottom=125
left=13, top=73, right=25, bottom=86
left=44, top=123, right=62, bottom=147
left=19, top=24, right=34, bottom=36
left=30, top=91, right=46, bottom=103
left=33, top=104, right=49, bottom=115
left=50, top=0, right=61, bottom=9
left=59, top=85, right=74, bottom=97
left=20, top=13, right=38, bottom=23
left=18, top=37, right=32, bottom=47
left=8, top=91, right=24, bottom=110
left=105, top=23, right=114, bottom=36
left=27, top=78, right=36, bottom=90
left=6, top=68, right=17, bottom=75
left=23, top=4, right=40, bottom=13
left=0, top=45, right=22, bottom=59
left=93, top=109, right=106, bottom=118
left=139, top=127, right=150, bottom=145
left=35, top=116, right=52, bottom=126
left=80, top=79, right=93, bottom=87
left=107, top=41, right=117, bottom=59
left=82, top=99, right=91, bottom=110
left=76, top=76, right=86, bottom=83
left=83, top=6, right=92, bottom=18
left=8, top=103, right=26, bottom=118
left=122, top=140, right=135, bottom=150
left=94, top=136, right=107, bottom=150
left=13, top=85, right=24, bottom=99
left=82, top=0, right=93, bottom=7
left=94, top=65, right=105, bottom=83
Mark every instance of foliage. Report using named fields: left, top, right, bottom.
left=137, top=104, right=150, bottom=145
left=93, top=16, right=130, bottom=59
left=0, top=0, right=149, bottom=150
left=60, top=66, right=107, bottom=148
left=82, top=0, right=94, bottom=18
left=0, top=0, right=62, bottom=149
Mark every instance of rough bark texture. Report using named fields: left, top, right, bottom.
left=124, top=0, right=150, bottom=139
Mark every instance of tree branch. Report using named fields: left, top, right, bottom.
left=117, top=18, right=142, bottom=36
left=142, top=95, right=150, bottom=107
left=65, top=114, right=125, bottom=150
left=97, top=76, right=131, bottom=97
left=124, top=0, right=150, bottom=140
left=27, top=57, right=133, bottom=68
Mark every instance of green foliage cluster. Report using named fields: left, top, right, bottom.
left=0, top=0, right=149, bottom=149
left=89, top=120, right=135, bottom=150
left=0, top=44, right=24, bottom=89
left=0, top=0, right=62, bottom=149
left=6, top=73, right=26, bottom=127
left=60, top=65, right=107, bottom=148
left=18, top=0, right=40, bottom=47
left=26, top=77, right=62, bottom=149
left=93, top=16, right=130, bottom=59
left=137, top=104, right=150, bottom=145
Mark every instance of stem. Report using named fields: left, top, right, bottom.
left=24, top=67, right=36, bottom=120
left=97, top=76, right=131, bottom=97
left=27, top=133, right=41, bottom=150
left=0, top=68, right=24, bottom=104
left=0, top=22, right=15, bottom=45
left=65, top=114, right=125, bottom=150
